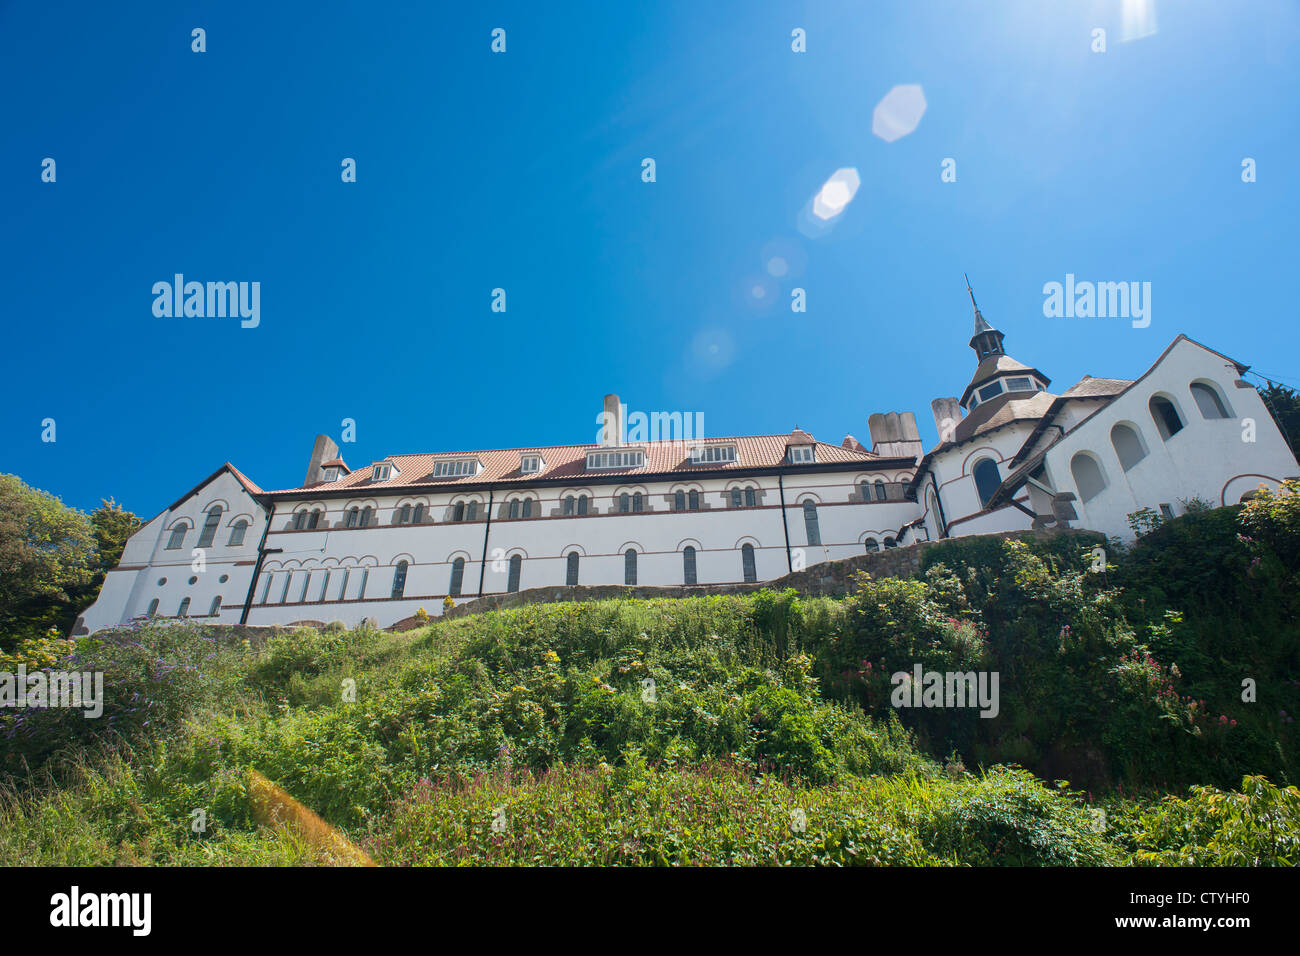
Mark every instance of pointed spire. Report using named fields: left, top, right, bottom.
left=964, top=274, right=1005, bottom=362
left=965, top=273, right=992, bottom=334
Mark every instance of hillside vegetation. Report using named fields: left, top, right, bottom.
left=2, top=483, right=1298, bottom=866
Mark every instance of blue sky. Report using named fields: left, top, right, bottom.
left=3, top=1, right=1298, bottom=518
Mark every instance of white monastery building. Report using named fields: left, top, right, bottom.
left=77, top=289, right=1299, bottom=634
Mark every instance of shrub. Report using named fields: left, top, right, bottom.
left=1127, top=775, right=1300, bottom=865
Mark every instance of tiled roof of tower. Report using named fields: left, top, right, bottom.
left=270, top=435, right=890, bottom=494
left=960, top=355, right=1050, bottom=405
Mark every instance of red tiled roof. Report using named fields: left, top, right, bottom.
left=320, top=458, right=350, bottom=472
left=266, top=435, right=888, bottom=494
left=226, top=462, right=264, bottom=495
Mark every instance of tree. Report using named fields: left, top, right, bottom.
left=59, top=498, right=144, bottom=633
left=1259, top=383, right=1300, bottom=457
left=0, top=475, right=98, bottom=647
left=88, top=497, right=141, bottom=574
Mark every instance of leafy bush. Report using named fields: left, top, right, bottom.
left=1126, top=775, right=1300, bottom=865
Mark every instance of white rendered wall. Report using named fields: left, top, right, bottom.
left=1040, top=339, right=1298, bottom=542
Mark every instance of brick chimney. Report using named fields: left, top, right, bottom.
left=303, top=434, right=340, bottom=486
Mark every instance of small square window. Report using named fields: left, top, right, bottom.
left=521, top=455, right=541, bottom=474
left=788, top=446, right=815, bottom=464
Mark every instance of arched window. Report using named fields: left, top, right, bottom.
left=741, top=543, right=756, bottom=583
left=683, top=546, right=697, bottom=585
left=453, top=502, right=466, bottom=522
left=744, top=487, right=756, bottom=507
left=674, top=491, right=686, bottom=511
left=293, top=511, right=307, bottom=530
left=802, top=500, right=821, bottom=546
left=883, top=537, right=897, bottom=549
left=860, top=481, right=871, bottom=501
left=391, top=560, right=409, bottom=598
left=688, top=490, right=700, bottom=511
left=1070, top=453, right=1107, bottom=503
left=507, top=554, right=522, bottom=593
left=563, top=496, right=575, bottom=515
left=576, top=496, right=588, bottom=516
left=1110, top=423, right=1148, bottom=472
left=1149, top=395, right=1184, bottom=440
left=522, top=498, right=533, bottom=518
left=197, top=506, right=222, bottom=548
left=466, top=501, right=478, bottom=521
left=1190, top=382, right=1232, bottom=420
left=399, top=504, right=412, bottom=524
left=308, top=509, right=321, bottom=529
left=874, top=480, right=887, bottom=501
left=624, top=549, right=637, bottom=585
left=633, top=492, right=644, bottom=513
left=972, top=458, right=1001, bottom=508
left=619, top=493, right=630, bottom=513
left=209, top=595, right=222, bottom=616
left=566, top=552, right=580, bottom=586
left=413, top=503, right=425, bottom=524
left=360, top=506, right=374, bottom=527
left=346, top=507, right=359, bottom=528
left=449, top=557, right=465, bottom=597
left=731, top=488, right=742, bottom=508
left=509, top=499, right=520, bottom=519
left=178, top=597, right=191, bottom=618
left=166, top=523, right=189, bottom=550
left=227, top=519, right=248, bottom=546
left=864, top=538, right=880, bottom=553
left=147, top=598, right=160, bottom=617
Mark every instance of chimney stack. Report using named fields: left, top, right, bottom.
left=601, top=393, right=624, bottom=447
left=930, top=398, right=964, bottom=446
left=303, top=434, right=340, bottom=486
left=867, top=412, right=923, bottom=460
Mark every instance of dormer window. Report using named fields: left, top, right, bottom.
left=586, top=449, right=645, bottom=470
left=788, top=445, right=815, bottom=464
left=322, top=466, right=341, bottom=483
left=520, top=454, right=543, bottom=474
left=371, top=463, right=394, bottom=482
left=432, top=459, right=480, bottom=478
left=690, top=444, right=737, bottom=465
